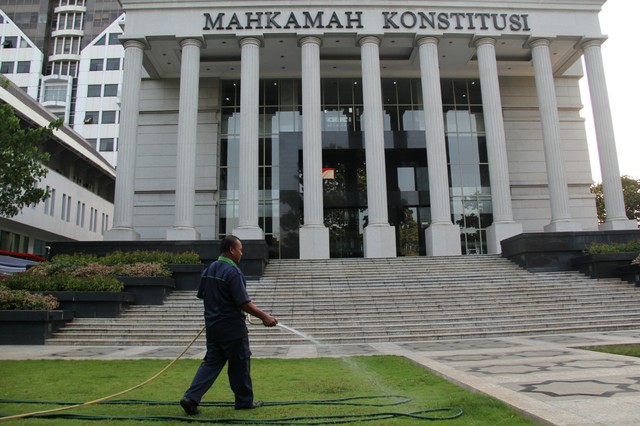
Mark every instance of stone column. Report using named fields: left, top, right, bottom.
left=417, top=37, right=461, bottom=256
left=105, top=39, right=144, bottom=241
left=233, top=37, right=264, bottom=240
left=475, top=37, right=523, bottom=253
left=359, top=36, right=396, bottom=258
left=167, top=38, right=202, bottom=240
left=582, top=39, right=636, bottom=230
left=299, top=36, right=330, bottom=258
left=529, top=38, right=581, bottom=232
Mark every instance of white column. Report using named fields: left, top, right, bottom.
left=359, top=36, right=396, bottom=258
left=299, top=36, right=330, bottom=259
left=417, top=37, right=461, bottom=256
left=529, top=38, right=581, bottom=232
left=167, top=38, right=202, bottom=240
left=233, top=37, right=264, bottom=240
left=475, top=37, right=522, bottom=253
left=105, top=39, right=144, bottom=241
left=582, top=39, right=636, bottom=230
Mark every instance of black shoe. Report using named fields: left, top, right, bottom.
left=180, top=397, right=200, bottom=415
left=235, top=400, right=264, bottom=410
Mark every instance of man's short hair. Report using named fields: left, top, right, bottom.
left=220, top=235, right=240, bottom=254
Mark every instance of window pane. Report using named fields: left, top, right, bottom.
left=99, top=138, right=114, bottom=151
left=103, top=84, right=118, bottom=96
left=101, top=110, right=116, bottom=123
left=87, top=84, right=101, bottom=97
left=89, top=59, right=103, bottom=71
left=108, top=33, right=120, bottom=45
left=0, top=62, right=14, bottom=73
left=16, top=61, right=30, bottom=73
left=106, top=58, right=120, bottom=70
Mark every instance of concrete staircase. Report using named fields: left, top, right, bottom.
left=47, top=255, right=640, bottom=346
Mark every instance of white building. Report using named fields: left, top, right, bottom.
left=0, top=78, right=115, bottom=256
left=104, top=0, right=635, bottom=260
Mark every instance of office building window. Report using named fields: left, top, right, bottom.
left=106, top=58, right=120, bottom=71
left=95, top=35, right=106, bottom=46
left=103, top=84, right=118, bottom=96
left=99, top=138, right=114, bottom=151
left=2, top=36, right=17, bottom=48
left=87, top=84, right=101, bottom=97
left=101, top=110, right=116, bottom=124
left=108, top=33, right=120, bottom=45
left=86, top=138, right=97, bottom=149
left=16, top=61, right=30, bottom=73
left=0, top=62, right=14, bottom=74
left=89, top=59, right=103, bottom=71
left=84, top=111, right=99, bottom=124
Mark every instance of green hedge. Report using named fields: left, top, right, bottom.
left=0, top=285, right=59, bottom=310
left=587, top=240, right=640, bottom=254
left=2, top=273, right=123, bottom=292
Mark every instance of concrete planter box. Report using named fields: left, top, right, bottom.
left=167, top=264, right=203, bottom=291
left=0, top=310, right=74, bottom=344
left=118, top=276, right=175, bottom=304
left=571, top=252, right=639, bottom=278
left=44, top=291, right=135, bottom=318
left=617, top=263, right=640, bottom=286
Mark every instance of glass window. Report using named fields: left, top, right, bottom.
left=0, top=62, right=14, bottom=74
left=89, top=59, right=103, bottom=71
left=103, top=84, right=118, bottom=96
left=87, top=84, right=101, bottom=97
left=106, top=58, right=120, bottom=70
left=43, top=84, right=67, bottom=102
left=101, top=110, right=116, bottom=124
left=95, top=35, right=106, bottom=46
left=99, top=138, right=114, bottom=151
left=84, top=111, right=99, bottom=124
left=2, top=36, right=17, bottom=48
left=108, top=33, right=120, bottom=45
left=16, top=61, right=30, bottom=73
left=86, top=138, right=97, bottom=149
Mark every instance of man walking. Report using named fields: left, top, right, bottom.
left=180, top=235, right=278, bottom=415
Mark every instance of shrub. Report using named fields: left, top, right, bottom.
left=100, top=250, right=201, bottom=265
left=0, top=285, right=59, bottom=310
left=111, top=262, right=172, bottom=277
left=587, top=240, right=640, bottom=254
left=2, top=272, right=123, bottom=292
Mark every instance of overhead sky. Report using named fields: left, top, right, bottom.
left=580, top=0, right=639, bottom=182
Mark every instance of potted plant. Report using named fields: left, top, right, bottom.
left=571, top=240, right=640, bottom=278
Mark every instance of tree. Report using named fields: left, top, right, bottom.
left=590, top=175, right=640, bottom=224
left=0, top=101, right=61, bottom=217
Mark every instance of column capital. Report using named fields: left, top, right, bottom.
left=528, top=37, right=552, bottom=49
left=299, top=35, right=322, bottom=47
left=473, top=36, right=497, bottom=48
left=416, top=36, right=440, bottom=47
left=358, top=35, right=381, bottom=46
left=580, top=37, right=606, bottom=50
left=178, top=37, right=203, bottom=49
left=121, top=38, right=147, bottom=50
left=238, top=36, right=262, bottom=48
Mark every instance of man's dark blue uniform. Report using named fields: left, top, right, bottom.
left=181, top=235, right=277, bottom=416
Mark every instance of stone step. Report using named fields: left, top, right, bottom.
left=48, top=256, right=640, bottom=346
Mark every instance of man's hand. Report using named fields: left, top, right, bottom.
left=262, top=315, right=278, bottom=327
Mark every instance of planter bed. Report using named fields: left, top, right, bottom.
left=0, top=310, right=74, bottom=344
left=616, top=263, right=640, bottom=286
left=118, top=276, right=175, bottom=305
left=43, top=291, right=135, bottom=318
left=570, top=252, right=639, bottom=278
left=167, top=264, right=204, bottom=290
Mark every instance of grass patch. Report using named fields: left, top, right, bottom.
left=0, top=356, right=538, bottom=425
left=585, top=344, right=640, bottom=358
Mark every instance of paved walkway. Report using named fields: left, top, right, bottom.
left=2, top=329, right=640, bottom=425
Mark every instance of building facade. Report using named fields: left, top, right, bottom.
left=0, top=1, right=124, bottom=166
left=0, top=78, right=115, bottom=256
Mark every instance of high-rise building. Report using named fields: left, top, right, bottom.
left=1, top=1, right=124, bottom=166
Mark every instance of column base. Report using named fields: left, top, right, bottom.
left=166, top=227, right=201, bottom=241
left=299, top=225, right=330, bottom=259
left=232, top=226, right=265, bottom=241
left=363, top=224, right=396, bottom=258
left=599, top=218, right=638, bottom=231
left=486, top=222, right=523, bottom=254
left=425, top=223, right=461, bottom=256
left=544, top=220, right=582, bottom=232
left=104, top=227, right=140, bottom=241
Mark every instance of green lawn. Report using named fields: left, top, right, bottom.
left=586, top=344, right=640, bottom=358
left=0, top=356, right=539, bottom=425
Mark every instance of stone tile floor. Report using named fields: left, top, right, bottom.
left=2, top=329, right=640, bottom=425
